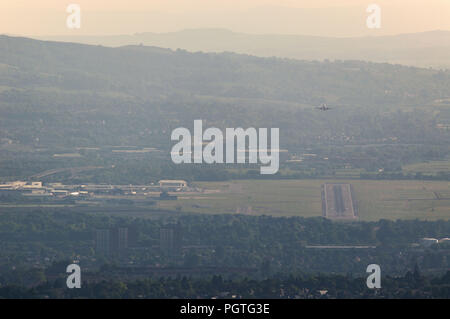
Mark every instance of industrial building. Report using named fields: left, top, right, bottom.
left=420, top=238, right=439, bottom=247
left=160, top=224, right=183, bottom=256
left=159, top=180, right=187, bottom=191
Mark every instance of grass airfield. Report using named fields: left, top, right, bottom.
left=157, top=179, right=450, bottom=221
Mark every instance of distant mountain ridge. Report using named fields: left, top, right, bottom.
left=37, top=29, right=450, bottom=68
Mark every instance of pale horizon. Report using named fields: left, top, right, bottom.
left=1, top=0, right=449, bottom=38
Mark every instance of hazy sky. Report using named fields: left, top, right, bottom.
left=1, top=0, right=449, bottom=37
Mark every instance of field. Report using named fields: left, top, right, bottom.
left=403, top=160, right=450, bottom=175
left=156, top=179, right=450, bottom=221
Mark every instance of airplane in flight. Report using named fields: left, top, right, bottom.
left=315, top=103, right=332, bottom=111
